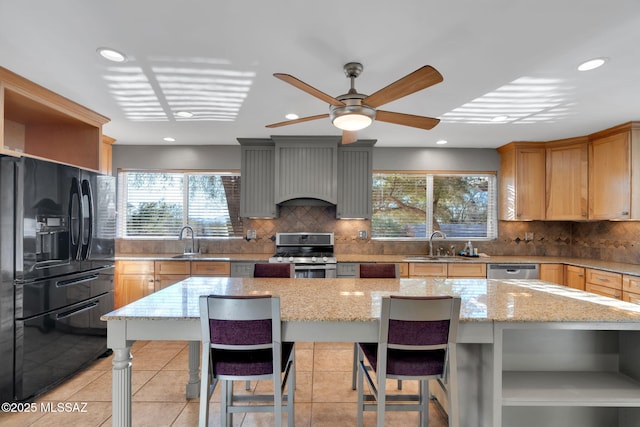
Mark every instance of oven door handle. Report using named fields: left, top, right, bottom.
left=294, top=265, right=336, bottom=270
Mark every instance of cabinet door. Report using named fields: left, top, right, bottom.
left=239, top=143, right=277, bottom=218
left=120, top=274, right=155, bottom=307
left=337, top=144, right=373, bottom=219
left=540, top=263, right=564, bottom=285
left=498, top=143, right=546, bottom=220
left=546, top=142, right=588, bottom=220
left=623, top=274, right=640, bottom=295
left=589, top=132, right=630, bottom=219
left=564, top=265, right=585, bottom=290
left=447, top=263, right=486, bottom=278
left=409, top=263, right=447, bottom=277
left=191, top=261, right=231, bottom=276
left=623, top=291, right=640, bottom=304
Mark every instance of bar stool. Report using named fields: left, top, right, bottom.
left=352, top=263, right=401, bottom=390
left=254, top=263, right=294, bottom=278
left=198, top=294, right=295, bottom=427
left=356, top=295, right=461, bottom=427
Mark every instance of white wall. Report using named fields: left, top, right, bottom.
left=112, top=145, right=499, bottom=172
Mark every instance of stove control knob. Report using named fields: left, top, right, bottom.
left=323, top=256, right=328, bottom=262
left=311, top=256, right=317, bottom=262
left=288, top=256, right=294, bottom=262
left=277, top=256, right=283, bottom=262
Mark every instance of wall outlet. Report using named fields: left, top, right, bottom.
left=358, top=230, right=368, bottom=240
left=524, top=232, right=534, bottom=241
left=247, top=229, right=257, bottom=240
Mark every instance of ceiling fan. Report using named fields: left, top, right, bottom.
left=266, top=62, right=443, bottom=144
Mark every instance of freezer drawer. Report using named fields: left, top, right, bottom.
left=14, top=291, right=113, bottom=401
left=15, top=266, right=114, bottom=319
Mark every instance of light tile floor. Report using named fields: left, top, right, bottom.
left=0, top=341, right=448, bottom=426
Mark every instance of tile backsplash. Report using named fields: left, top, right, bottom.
left=117, top=206, right=640, bottom=264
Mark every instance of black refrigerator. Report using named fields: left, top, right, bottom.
left=0, top=156, right=116, bottom=402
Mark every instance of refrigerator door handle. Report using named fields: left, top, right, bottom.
left=80, top=179, right=93, bottom=260
left=69, top=177, right=82, bottom=261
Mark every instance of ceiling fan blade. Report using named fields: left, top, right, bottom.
left=342, top=130, right=358, bottom=144
left=375, top=110, right=440, bottom=130
left=265, top=113, right=329, bottom=128
left=363, top=66, right=443, bottom=108
left=274, top=73, right=345, bottom=107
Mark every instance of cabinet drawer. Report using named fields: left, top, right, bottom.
left=585, top=268, right=622, bottom=290
left=409, top=263, right=447, bottom=277
left=116, top=260, right=154, bottom=275
left=623, top=275, right=640, bottom=294
left=155, top=274, right=190, bottom=291
left=447, top=263, right=486, bottom=278
left=623, top=290, right=640, bottom=304
left=155, top=260, right=191, bottom=275
left=585, top=283, right=622, bottom=299
left=191, top=261, right=231, bottom=276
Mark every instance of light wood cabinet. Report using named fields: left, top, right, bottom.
left=114, top=260, right=155, bottom=308
left=540, top=263, right=565, bottom=285
left=1, top=66, right=109, bottom=171
left=497, top=142, right=546, bottom=220
left=154, top=260, right=190, bottom=291
left=409, top=263, right=447, bottom=277
left=100, top=135, right=115, bottom=176
left=191, top=261, right=231, bottom=276
left=564, top=265, right=585, bottom=290
left=623, top=274, right=640, bottom=304
left=545, top=139, right=588, bottom=220
left=588, top=122, right=640, bottom=220
left=585, top=268, right=622, bottom=300
left=447, top=263, right=486, bottom=278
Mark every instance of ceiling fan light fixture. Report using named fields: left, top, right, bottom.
left=330, top=105, right=376, bottom=131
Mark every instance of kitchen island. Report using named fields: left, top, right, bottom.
left=103, top=277, right=640, bottom=427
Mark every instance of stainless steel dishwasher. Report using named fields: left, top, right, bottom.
left=487, top=263, right=539, bottom=279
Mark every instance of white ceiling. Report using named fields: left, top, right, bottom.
left=2, top=0, right=640, bottom=148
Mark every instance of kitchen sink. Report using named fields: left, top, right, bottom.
left=171, top=253, right=200, bottom=259
left=403, top=256, right=471, bottom=262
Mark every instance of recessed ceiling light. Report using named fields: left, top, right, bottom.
left=577, top=58, right=607, bottom=71
left=492, top=115, right=509, bottom=122
left=96, top=47, right=127, bottom=63
left=436, top=140, right=448, bottom=145
left=163, top=137, right=176, bottom=142
left=285, top=113, right=299, bottom=120
left=176, top=111, right=194, bottom=118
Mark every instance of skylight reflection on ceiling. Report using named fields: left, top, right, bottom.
left=102, top=59, right=255, bottom=122
left=441, top=77, right=575, bottom=124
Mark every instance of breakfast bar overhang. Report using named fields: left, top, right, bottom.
left=102, top=277, right=640, bottom=427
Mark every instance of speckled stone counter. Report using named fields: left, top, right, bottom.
left=103, top=277, right=640, bottom=324
left=102, top=277, right=640, bottom=427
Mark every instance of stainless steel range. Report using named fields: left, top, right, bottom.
left=269, top=232, right=337, bottom=278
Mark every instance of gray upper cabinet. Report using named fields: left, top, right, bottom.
left=337, top=141, right=374, bottom=219
left=238, top=139, right=277, bottom=218
left=272, top=136, right=340, bottom=204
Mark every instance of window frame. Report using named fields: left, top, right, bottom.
left=117, top=169, right=242, bottom=239
left=370, top=170, right=498, bottom=241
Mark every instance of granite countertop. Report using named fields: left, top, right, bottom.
left=102, top=277, right=640, bottom=324
left=115, top=253, right=640, bottom=276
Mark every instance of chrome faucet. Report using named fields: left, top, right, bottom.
left=429, top=230, right=447, bottom=257
left=178, top=225, right=197, bottom=254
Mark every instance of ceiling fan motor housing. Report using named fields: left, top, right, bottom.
left=330, top=94, right=376, bottom=131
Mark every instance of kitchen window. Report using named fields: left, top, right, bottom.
left=371, top=172, right=497, bottom=240
left=117, top=171, right=242, bottom=238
